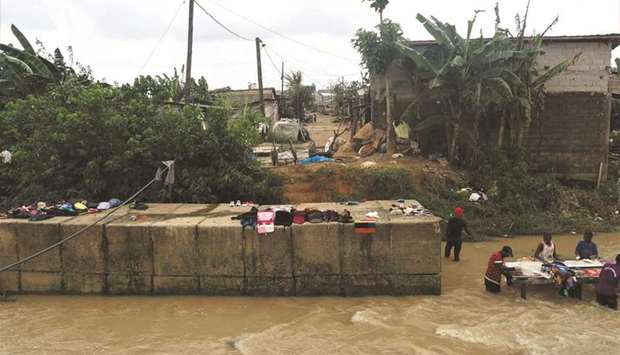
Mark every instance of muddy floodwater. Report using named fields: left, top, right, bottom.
left=1, top=234, right=619, bottom=355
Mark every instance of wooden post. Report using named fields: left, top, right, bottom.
left=255, top=37, right=265, bottom=116
left=184, top=0, right=194, bottom=102
left=280, top=61, right=284, bottom=118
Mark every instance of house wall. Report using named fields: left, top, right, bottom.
left=525, top=92, right=610, bottom=180
left=370, top=40, right=614, bottom=181
left=528, top=41, right=612, bottom=180
left=540, top=41, right=611, bottom=93
left=265, top=101, right=279, bottom=122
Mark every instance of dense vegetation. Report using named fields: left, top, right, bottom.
left=0, top=27, right=283, bottom=209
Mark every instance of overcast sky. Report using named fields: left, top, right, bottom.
left=2, top=0, right=619, bottom=89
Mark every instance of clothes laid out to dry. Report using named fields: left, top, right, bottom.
left=6, top=198, right=124, bottom=222
left=231, top=207, right=353, bottom=235
left=354, top=221, right=376, bottom=234
left=389, top=201, right=434, bottom=217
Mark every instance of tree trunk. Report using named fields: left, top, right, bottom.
left=448, top=123, right=459, bottom=162
left=385, top=77, right=396, bottom=154
left=497, top=113, right=505, bottom=147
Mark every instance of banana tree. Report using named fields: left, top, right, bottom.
left=399, top=9, right=580, bottom=164
left=400, top=13, right=519, bottom=163
left=285, top=70, right=313, bottom=120
left=0, top=25, right=88, bottom=105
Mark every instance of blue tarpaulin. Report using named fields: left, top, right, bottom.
left=300, top=155, right=333, bottom=165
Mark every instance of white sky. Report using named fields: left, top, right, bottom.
left=2, top=0, right=619, bottom=89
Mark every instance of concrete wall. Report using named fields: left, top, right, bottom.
left=540, top=41, right=611, bottom=94
left=0, top=202, right=442, bottom=296
left=526, top=92, right=611, bottom=180
left=369, top=39, right=614, bottom=180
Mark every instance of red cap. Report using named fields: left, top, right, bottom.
left=454, top=207, right=463, bottom=217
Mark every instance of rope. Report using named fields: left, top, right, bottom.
left=0, top=166, right=169, bottom=273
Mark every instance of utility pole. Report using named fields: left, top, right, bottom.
left=280, top=61, right=285, bottom=118
left=184, top=0, right=194, bottom=102
left=255, top=37, right=265, bottom=116
left=281, top=62, right=284, bottom=98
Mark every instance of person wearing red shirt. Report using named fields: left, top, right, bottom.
left=484, top=246, right=514, bottom=293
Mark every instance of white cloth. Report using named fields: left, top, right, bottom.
left=0, top=150, right=11, bottom=164
left=469, top=192, right=481, bottom=202
left=540, top=241, right=555, bottom=263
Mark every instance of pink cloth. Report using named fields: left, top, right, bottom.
left=257, top=210, right=275, bottom=235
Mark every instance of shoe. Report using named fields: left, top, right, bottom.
left=453, top=258, right=460, bottom=262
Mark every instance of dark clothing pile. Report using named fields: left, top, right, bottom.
left=232, top=207, right=353, bottom=234
left=7, top=199, right=122, bottom=222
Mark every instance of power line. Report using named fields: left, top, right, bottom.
left=139, top=0, right=186, bottom=74
left=201, top=0, right=357, bottom=63
left=194, top=0, right=253, bottom=41
left=262, top=46, right=282, bottom=76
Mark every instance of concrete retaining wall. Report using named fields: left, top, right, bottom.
left=0, top=202, right=442, bottom=296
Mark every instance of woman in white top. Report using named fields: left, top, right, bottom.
left=534, top=232, right=557, bottom=263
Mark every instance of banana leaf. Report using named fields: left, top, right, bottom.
left=532, top=52, right=581, bottom=88
left=0, top=54, right=33, bottom=74
left=10, top=25, right=35, bottom=54
left=416, top=14, right=455, bottom=52
left=397, top=42, right=438, bottom=74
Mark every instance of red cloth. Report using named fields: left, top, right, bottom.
left=485, top=251, right=504, bottom=284
left=454, top=207, right=463, bottom=218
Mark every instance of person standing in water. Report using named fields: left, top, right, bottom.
left=534, top=232, right=557, bottom=263
left=445, top=207, right=474, bottom=262
left=575, top=230, right=598, bottom=260
left=484, top=246, right=514, bottom=293
left=595, top=254, right=620, bottom=310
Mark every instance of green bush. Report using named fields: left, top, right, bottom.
left=0, top=80, right=283, bottom=209
left=471, top=147, right=562, bottom=214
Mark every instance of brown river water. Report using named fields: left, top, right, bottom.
left=1, top=234, right=619, bottom=355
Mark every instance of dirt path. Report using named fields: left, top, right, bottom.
left=305, top=113, right=345, bottom=148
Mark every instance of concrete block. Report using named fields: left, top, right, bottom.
left=106, top=274, right=151, bottom=295
left=128, top=203, right=182, bottom=215
left=0, top=271, right=19, bottom=292
left=153, top=276, right=199, bottom=294
left=0, top=221, right=18, bottom=271
left=295, top=275, right=341, bottom=296
left=20, top=272, right=62, bottom=293
left=244, top=227, right=295, bottom=295
left=244, top=227, right=293, bottom=277
left=196, top=223, right=244, bottom=276
left=59, top=214, right=113, bottom=293
left=245, top=276, right=295, bottom=296
left=63, top=273, right=104, bottom=294
left=200, top=276, right=244, bottom=296
left=151, top=217, right=203, bottom=276
left=105, top=219, right=154, bottom=294
left=173, top=204, right=215, bottom=215
left=14, top=219, right=70, bottom=272
left=292, top=223, right=340, bottom=276
left=341, top=219, right=441, bottom=275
